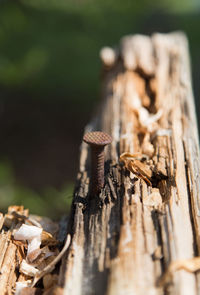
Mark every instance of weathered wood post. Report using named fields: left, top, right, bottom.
left=59, top=32, right=200, bottom=295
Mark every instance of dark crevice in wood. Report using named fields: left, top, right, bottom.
left=59, top=33, right=200, bottom=295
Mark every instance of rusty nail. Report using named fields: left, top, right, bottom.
left=83, top=131, right=112, bottom=196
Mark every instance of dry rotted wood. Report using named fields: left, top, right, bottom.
left=0, top=210, right=21, bottom=295
left=0, top=206, right=66, bottom=295
left=59, top=32, right=200, bottom=295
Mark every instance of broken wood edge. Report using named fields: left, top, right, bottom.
left=61, top=32, right=200, bottom=295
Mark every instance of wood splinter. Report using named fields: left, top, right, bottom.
left=59, top=32, right=200, bottom=295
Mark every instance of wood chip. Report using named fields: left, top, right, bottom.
left=158, top=257, right=200, bottom=286
left=32, top=234, right=71, bottom=287
left=143, top=188, right=162, bottom=207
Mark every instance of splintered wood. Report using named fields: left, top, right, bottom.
left=59, top=32, right=200, bottom=295
left=0, top=206, right=69, bottom=295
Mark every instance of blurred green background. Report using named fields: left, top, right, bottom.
left=0, top=0, right=199, bottom=219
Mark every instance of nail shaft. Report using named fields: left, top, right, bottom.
left=83, top=131, right=112, bottom=196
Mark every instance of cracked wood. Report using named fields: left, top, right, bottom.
left=59, top=32, right=200, bottom=295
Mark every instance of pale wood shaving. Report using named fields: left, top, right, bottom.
left=143, top=188, right=162, bottom=207
left=0, top=206, right=65, bottom=294
left=31, top=234, right=71, bottom=287
left=20, top=260, right=39, bottom=277
left=158, top=257, right=200, bottom=286
left=100, top=47, right=117, bottom=67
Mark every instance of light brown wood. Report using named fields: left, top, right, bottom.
left=59, top=32, right=200, bottom=295
left=0, top=232, right=17, bottom=295
left=0, top=208, right=63, bottom=294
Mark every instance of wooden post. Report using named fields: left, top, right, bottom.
left=59, top=32, right=200, bottom=295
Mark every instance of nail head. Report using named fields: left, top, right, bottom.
left=83, top=131, right=112, bottom=147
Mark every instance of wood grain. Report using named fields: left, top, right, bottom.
left=62, top=33, right=200, bottom=294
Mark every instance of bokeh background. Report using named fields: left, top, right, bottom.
left=0, top=0, right=199, bottom=219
